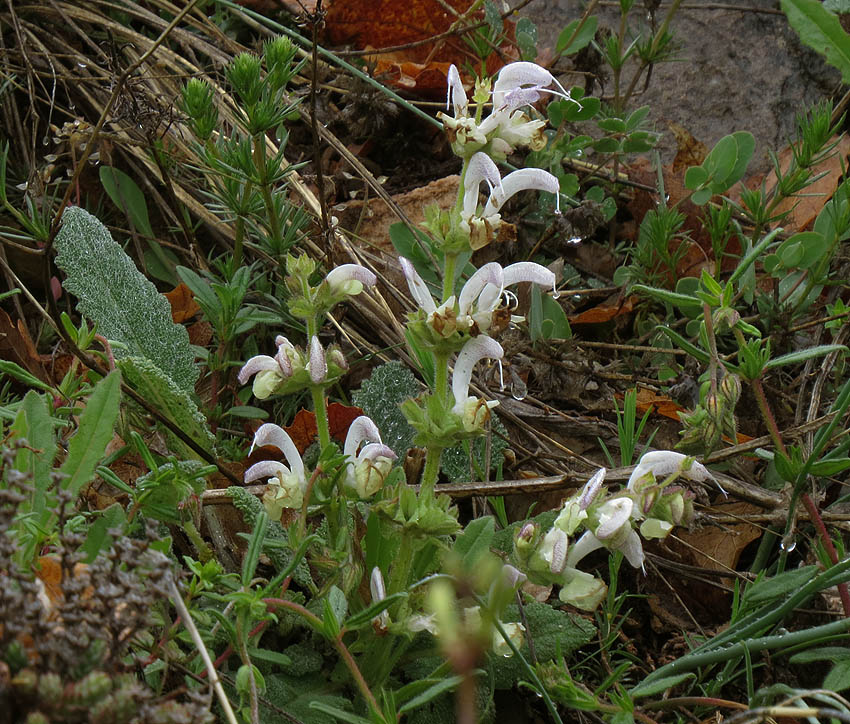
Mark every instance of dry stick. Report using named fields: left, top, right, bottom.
left=167, top=576, right=239, bottom=724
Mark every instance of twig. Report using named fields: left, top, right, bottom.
left=167, top=574, right=239, bottom=724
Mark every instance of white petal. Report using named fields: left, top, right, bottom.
left=621, top=529, right=645, bottom=570
left=308, top=336, right=327, bottom=384
left=344, top=415, right=382, bottom=460
left=502, top=261, right=556, bottom=292
left=400, top=257, right=436, bottom=314
left=251, top=423, right=305, bottom=481
left=492, top=62, right=556, bottom=107
left=457, top=262, right=503, bottom=315
left=370, top=566, right=386, bottom=602
left=565, top=530, right=604, bottom=569
left=463, top=153, right=502, bottom=220
left=627, top=451, right=714, bottom=489
left=596, top=497, right=634, bottom=540
left=244, top=459, right=291, bottom=484
left=358, top=442, right=397, bottom=463
left=446, top=64, right=468, bottom=117
left=325, top=264, right=377, bottom=291
left=483, top=168, right=560, bottom=217
left=238, top=355, right=278, bottom=385
left=451, top=336, right=503, bottom=414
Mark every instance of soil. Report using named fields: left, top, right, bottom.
left=528, top=0, right=841, bottom=174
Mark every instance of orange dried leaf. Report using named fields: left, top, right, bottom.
left=569, top=295, right=636, bottom=325
left=164, top=283, right=201, bottom=324
left=631, top=388, right=686, bottom=421
left=284, top=403, right=366, bottom=455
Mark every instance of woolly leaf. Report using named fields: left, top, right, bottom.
left=117, top=356, right=213, bottom=457
left=54, top=206, right=197, bottom=392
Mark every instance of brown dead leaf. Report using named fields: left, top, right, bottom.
left=758, top=133, right=850, bottom=234
left=632, top=387, right=686, bottom=422
left=569, top=294, right=636, bottom=325
left=668, top=121, right=708, bottom=173
left=677, top=501, right=762, bottom=573
left=164, top=282, right=201, bottom=324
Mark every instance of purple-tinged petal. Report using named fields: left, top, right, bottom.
left=244, top=460, right=291, bottom=484
left=238, top=355, right=278, bottom=385
left=309, top=336, right=327, bottom=384
left=357, top=442, right=397, bottom=463
left=458, top=262, right=503, bottom=315
left=627, top=451, right=714, bottom=490
left=251, top=423, right=305, bottom=481
left=399, top=257, right=436, bottom=314
left=452, top=336, right=503, bottom=414
left=483, top=168, right=560, bottom=217
left=580, top=468, right=606, bottom=510
left=492, top=61, right=571, bottom=109
left=344, top=415, right=383, bottom=460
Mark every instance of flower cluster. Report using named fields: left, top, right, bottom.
left=515, top=452, right=712, bottom=610
left=244, top=415, right=397, bottom=519
left=439, top=61, right=577, bottom=160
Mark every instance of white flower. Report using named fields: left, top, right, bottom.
left=558, top=569, right=608, bottom=611
left=492, top=621, right=525, bottom=657
left=451, top=336, right=503, bottom=431
left=244, top=424, right=307, bottom=515
left=461, top=152, right=560, bottom=249
left=440, top=62, right=578, bottom=158
left=343, top=416, right=397, bottom=498
left=238, top=335, right=301, bottom=399
left=400, top=256, right=555, bottom=337
left=554, top=468, right=605, bottom=536
left=566, top=497, right=645, bottom=571
left=324, top=264, right=376, bottom=297
left=627, top=451, right=716, bottom=493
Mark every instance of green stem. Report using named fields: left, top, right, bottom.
left=641, top=615, right=850, bottom=687
left=420, top=446, right=444, bottom=499
left=311, top=384, right=331, bottom=450
left=443, top=252, right=459, bottom=303
left=263, top=598, right=382, bottom=717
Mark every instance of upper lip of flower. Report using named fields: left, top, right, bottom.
left=243, top=423, right=305, bottom=484
left=451, top=335, right=504, bottom=415
left=343, top=415, right=397, bottom=485
left=400, top=256, right=556, bottom=324
left=237, top=335, right=297, bottom=385
left=462, top=152, right=561, bottom=226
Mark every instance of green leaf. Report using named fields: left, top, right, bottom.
left=744, top=566, right=818, bottom=605
left=118, top=356, right=214, bottom=457
left=556, top=16, right=598, bottom=55
left=60, top=370, right=122, bottom=498
left=343, top=592, right=408, bottom=630
left=808, top=457, right=850, bottom=476
left=10, top=391, right=58, bottom=562
left=789, top=646, right=850, bottom=664
left=630, top=672, right=695, bottom=698
left=0, top=360, right=57, bottom=394
left=454, top=516, right=495, bottom=569
left=54, top=206, right=198, bottom=392
left=80, top=502, right=126, bottom=563
left=308, top=702, right=371, bottom=724
left=782, top=0, right=850, bottom=83
left=632, top=284, right=702, bottom=315
left=398, top=675, right=465, bottom=713
left=824, top=658, right=850, bottom=692
left=765, top=344, right=847, bottom=369
left=99, top=166, right=154, bottom=237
